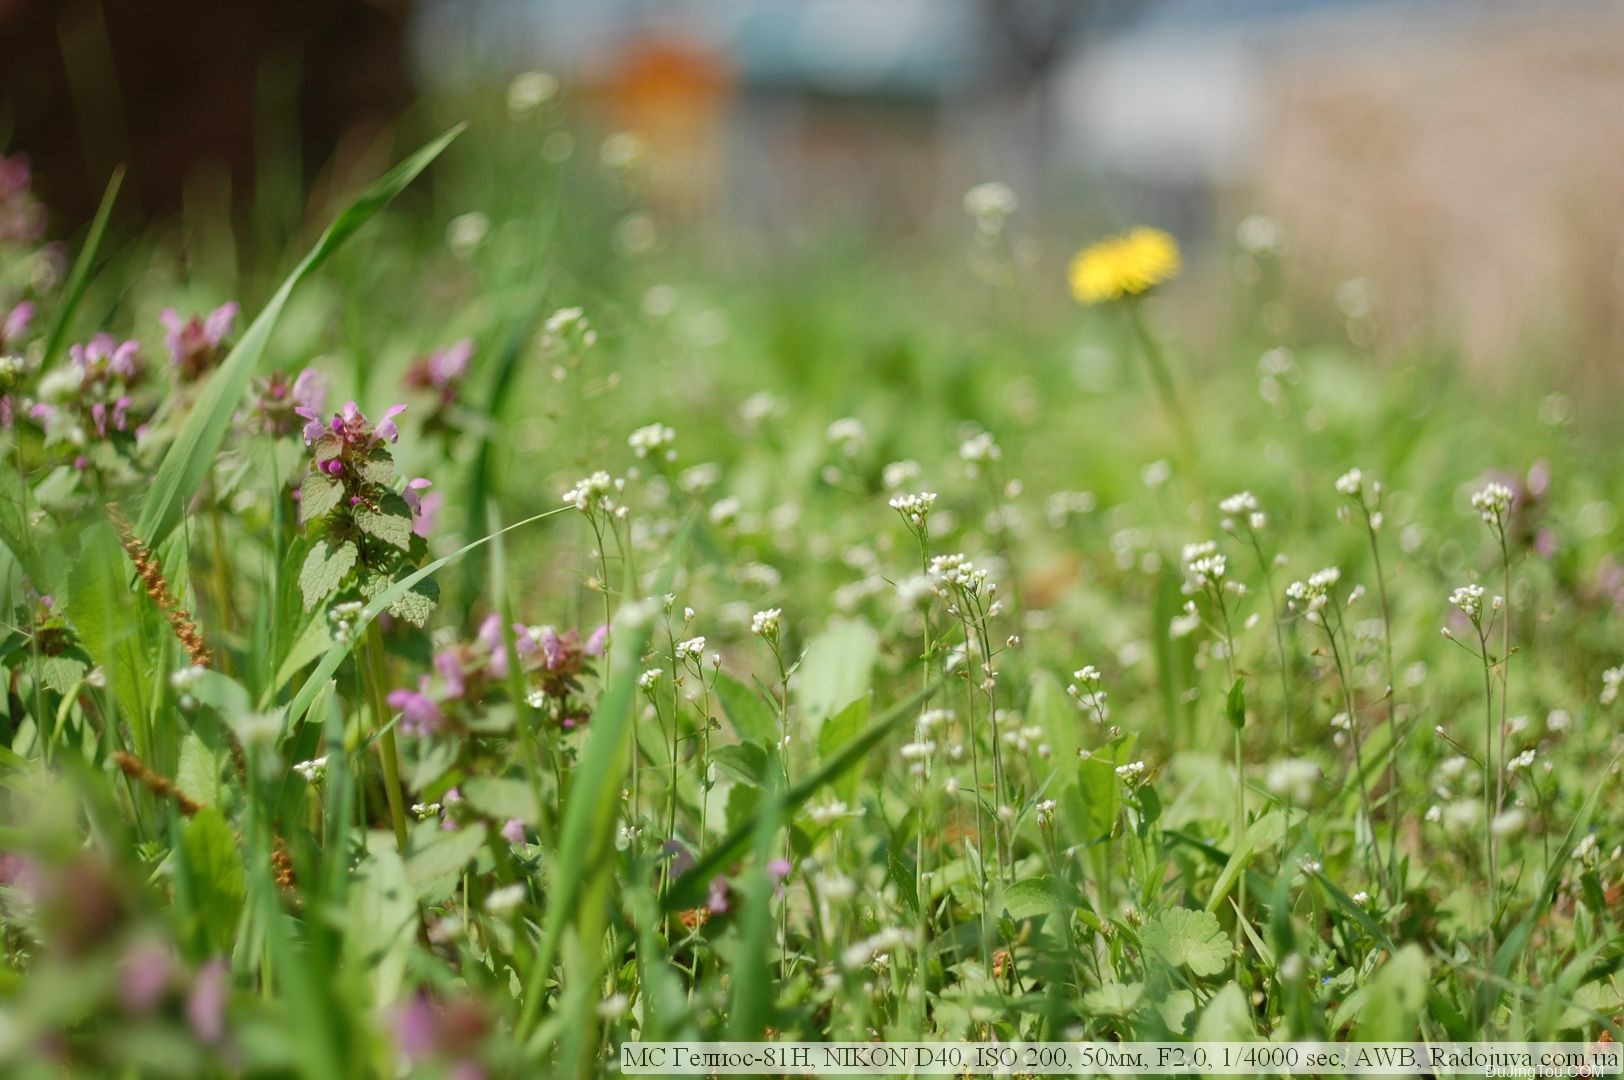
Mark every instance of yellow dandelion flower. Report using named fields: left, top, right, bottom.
left=1068, top=226, right=1181, bottom=305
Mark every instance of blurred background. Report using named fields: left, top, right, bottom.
left=5, top=0, right=1624, bottom=372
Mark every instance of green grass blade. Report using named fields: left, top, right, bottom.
left=136, top=124, right=465, bottom=548
left=663, top=680, right=939, bottom=912
left=41, top=166, right=123, bottom=370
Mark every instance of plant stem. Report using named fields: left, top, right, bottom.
left=364, top=621, right=409, bottom=852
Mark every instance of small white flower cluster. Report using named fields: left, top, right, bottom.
left=1170, top=601, right=1202, bottom=639
left=673, top=636, right=707, bottom=661
left=1506, top=748, right=1538, bottom=776
left=929, top=553, right=993, bottom=597
left=1218, top=491, right=1266, bottom=532
left=826, top=417, right=865, bottom=458
left=1335, top=468, right=1364, bottom=497
left=1181, top=540, right=1227, bottom=589
left=484, top=882, right=527, bottom=915
left=507, top=71, right=558, bottom=118
left=410, top=802, right=443, bottom=820
left=750, top=608, right=781, bottom=639
left=882, top=459, right=922, bottom=490
left=958, top=431, right=1001, bottom=473
left=563, top=471, right=627, bottom=519
left=638, top=668, right=663, bottom=692
left=888, top=491, right=937, bottom=528
left=1265, top=758, right=1320, bottom=806
left=293, top=756, right=327, bottom=783
left=963, top=181, right=1018, bottom=234
left=841, top=926, right=909, bottom=972
left=808, top=798, right=857, bottom=826
left=1285, top=567, right=1341, bottom=620
left=1448, top=583, right=1485, bottom=620
left=1035, top=798, right=1058, bottom=825
left=999, top=715, right=1046, bottom=755
left=328, top=600, right=365, bottom=645
left=1236, top=214, right=1285, bottom=257
left=900, top=737, right=936, bottom=776
left=1601, top=665, right=1624, bottom=707
left=540, top=306, right=597, bottom=349
left=1067, top=666, right=1110, bottom=722
left=1115, top=760, right=1147, bottom=784
left=169, top=664, right=206, bottom=710
left=1471, top=481, right=1514, bottom=524
left=627, top=422, right=676, bottom=461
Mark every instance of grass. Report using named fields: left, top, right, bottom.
left=1, top=85, right=1623, bottom=1078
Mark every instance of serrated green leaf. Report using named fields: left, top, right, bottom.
left=37, top=653, right=90, bottom=694
left=356, top=492, right=413, bottom=551
left=1082, top=982, right=1143, bottom=1017
left=355, top=448, right=394, bottom=486
left=1142, top=906, right=1229, bottom=977
left=299, top=539, right=357, bottom=611
left=300, top=472, right=343, bottom=523
left=385, top=574, right=438, bottom=627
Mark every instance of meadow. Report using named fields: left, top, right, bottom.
left=1, top=84, right=1623, bottom=1078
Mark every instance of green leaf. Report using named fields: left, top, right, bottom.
left=1002, top=875, right=1084, bottom=921
left=1082, top=982, right=1143, bottom=1017
left=383, top=571, right=438, bottom=627
left=38, top=652, right=90, bottom=694
left=462, top=776, right=542, bottom=826
left=299, top=473, right=343, bottom=523
left=176, top=731, right=222, bottom=808
left=356, top=491, right=414, bottom=551
left=345, top=836, right=416, bottom=1004
left=299, top=539, right=357, bottom=611
left=814, top=697, right=869, bottom=804
left=66, top=523, right=152, bottom=736
left=710, top=742, right=769, bottom=787
left=355, top=448, right=394, bottom=486
left=406, top=825, right=488, bottom=904
left=181, top=808, right=245, bottom=953
left=1226, top=676, right=1246, bottom=730
left=794, top=618, right=877, bottom=728
left=714, top=671, right=777, bottom=744
left=1142, top=906, right=1229, bottom=977
left=136, top=125, right=463, bottom=549
left=1194, top=982, right=1254, bottom=1039
left=1355, top=944, right=1428, bottom=1039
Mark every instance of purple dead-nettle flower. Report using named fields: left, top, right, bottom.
left=388, top=679, right=446, bottom=737
left=249, top=367, right=327, bottom=437
left=500, top=818, right=526, bottom=845
left=185, top=957, right=229, bottom=1046
left=296, top=398, right=439, bottom=626
left=404, top=477, right=441, bottom=537
left=2, top=300, right=33, bottom=351
left=161, top=302, right=238, bottom=381
left=706, top=876, right=731, bottom=914
left=0, top=154, right=47, bottom=247
left=405, top=339, right=473, bottom=403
